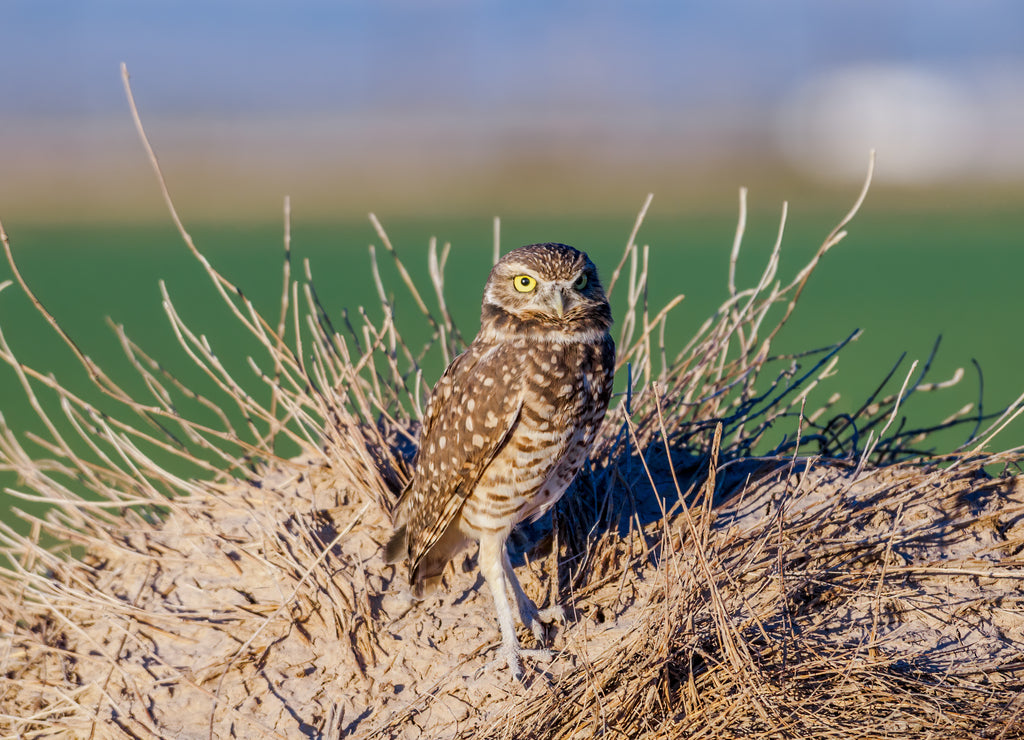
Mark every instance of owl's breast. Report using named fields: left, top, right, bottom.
left=457, top=335, right=614, bottom=536
left=511, top=336, right=615, bottom=523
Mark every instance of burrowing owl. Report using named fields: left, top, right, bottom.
left=385, top=242, right=615, bottom=679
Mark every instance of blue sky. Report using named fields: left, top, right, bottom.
left=3, top=1, right=1021, bottom=116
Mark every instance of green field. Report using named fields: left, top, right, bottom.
left=2, top=205, right=1023, bottom=534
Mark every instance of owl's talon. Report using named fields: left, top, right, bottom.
left=475, top=651, right=522, bottom=682
left=502, top=645, right=525, bottom=682
left=522, top=604, right=565, bottom=643
left=514, top=599, right=544, bottom=642
left=528, top=618, right=545, bottom=644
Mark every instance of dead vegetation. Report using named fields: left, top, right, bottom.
left=3, top=72, right=1024, bottom=739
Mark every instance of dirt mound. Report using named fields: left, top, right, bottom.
left=6, top=443, right=1024, bottom=738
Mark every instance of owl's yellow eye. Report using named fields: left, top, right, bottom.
left=513, top=275, right=537, bottom=293
left=573, top=273, right=588, bottom=290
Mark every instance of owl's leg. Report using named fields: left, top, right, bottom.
left=478, top=533, right=527, bottom=679
left=501, top=548, right=548, bottom=643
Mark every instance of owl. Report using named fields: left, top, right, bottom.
left=384, top=242, right=615, bottom=680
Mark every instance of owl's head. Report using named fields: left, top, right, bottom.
left=481, top=243, right=612, bottom=336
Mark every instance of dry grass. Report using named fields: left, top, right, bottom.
left=2, top=71, right=1024, bottom=739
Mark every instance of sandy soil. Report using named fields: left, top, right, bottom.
left=7, top=446, right=1021, bottom=739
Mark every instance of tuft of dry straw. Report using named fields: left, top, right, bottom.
left=2, top=75, right=1024, bottom=740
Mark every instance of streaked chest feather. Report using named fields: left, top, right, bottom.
left=464, top=337, right=614, bottom=523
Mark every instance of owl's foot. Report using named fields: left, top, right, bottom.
left=538, top=604, right=566, bottom=624
left=491, top=643, right=556, bottom=682
left=516, top=598, right=566, bottom=643
left=511, top=595, right=556, bottom=643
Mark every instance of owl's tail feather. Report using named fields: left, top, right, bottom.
left=383, top=525, right=408, bottom=564
left=411, top=574, right=444, bottom=600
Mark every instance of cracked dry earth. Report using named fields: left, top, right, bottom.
left=15, top=449, right=1024, bottom=739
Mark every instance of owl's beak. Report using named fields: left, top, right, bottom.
left=549, top=289, right=565, bottom=318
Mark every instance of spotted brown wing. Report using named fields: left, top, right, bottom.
left=385, top=343, right=523, bottom=575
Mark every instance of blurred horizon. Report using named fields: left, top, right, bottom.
left=2, top=1, right=1023, bottom=223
